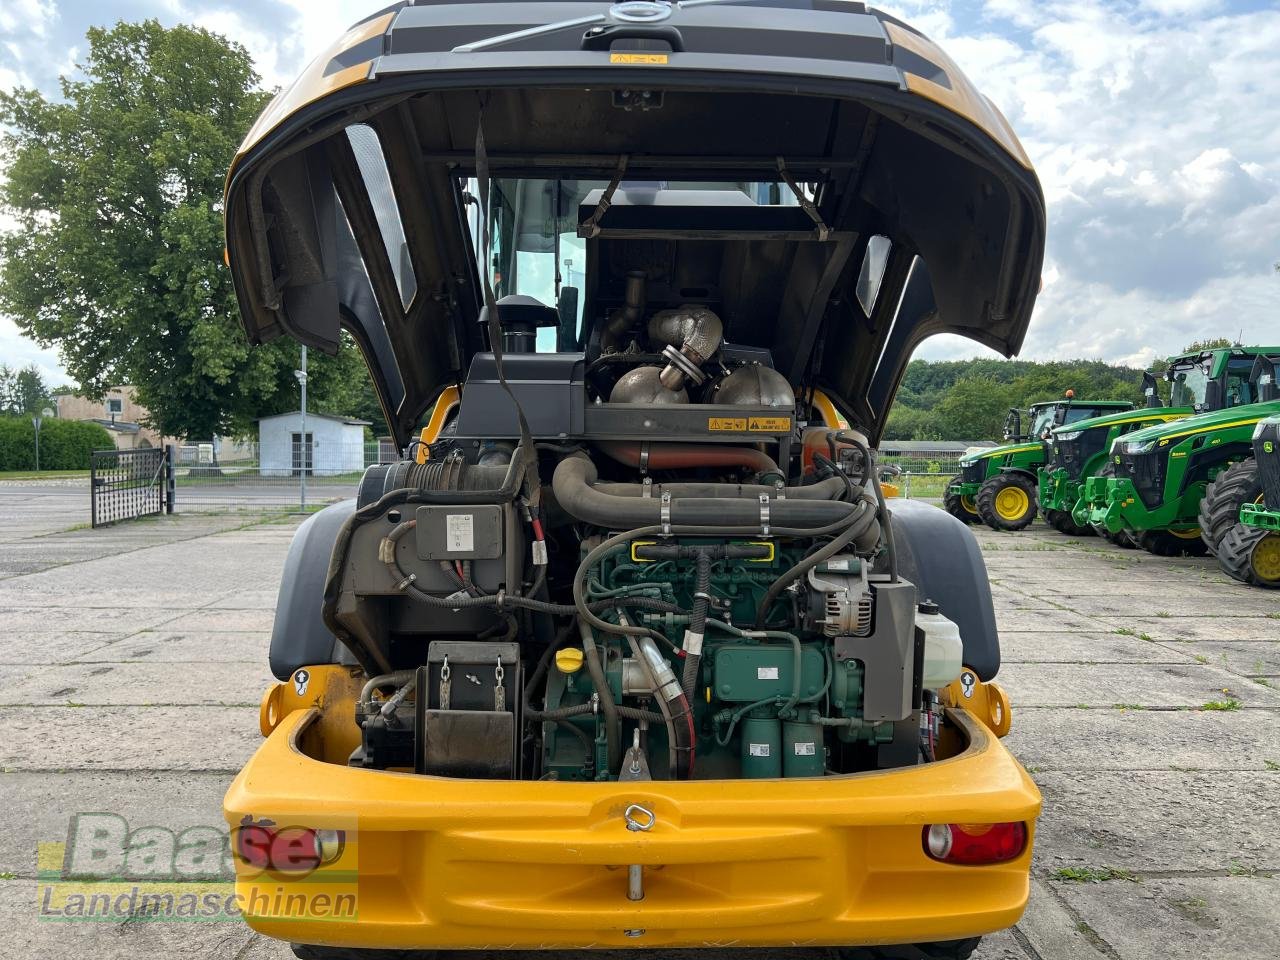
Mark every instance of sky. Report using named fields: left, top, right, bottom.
left=1, top=0, right=1278, bottom=383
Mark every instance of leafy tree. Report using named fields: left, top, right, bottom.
left=0, top=364, right=51, bottom=415
left=0, top=20, right=281, bottom=440
left=931, top=374, right=1016, bottom=441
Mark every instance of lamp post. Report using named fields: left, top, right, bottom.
left=31, top=407, right=53, bottom=472
left=295, top=346, right=308, bottom=511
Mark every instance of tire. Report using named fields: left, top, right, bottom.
left=1198, top=459, right=1263, bottom=556
left=837, top=937, right=982, bottom=960
left=1216, top=523, right=1280, bottom=588
left=1048, top=508, right=1094, bottom=537
left=1137, top=529, right=1209, bottom=558
left=944, top=475, right=981, bottom=525
left=976, top=473, right=1038, bottom=531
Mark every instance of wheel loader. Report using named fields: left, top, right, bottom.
left=220, top=3, right=1045, bottom=958
left=944, top=396, right=1132, bottom=531
left=1036, top=357, right=1236, bottom=542
left=1086, top=350, right=1280, bottom=556
left=1215, top=415, right=1280, bottom=587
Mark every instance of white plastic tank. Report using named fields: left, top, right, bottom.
left=916, top=601, right=964, bottom=689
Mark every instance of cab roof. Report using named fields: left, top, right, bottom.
left=224, top=0, right=1046, bottom=446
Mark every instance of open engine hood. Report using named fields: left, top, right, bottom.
left=225, top=0, right=1045, bottom=446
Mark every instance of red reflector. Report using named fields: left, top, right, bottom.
left=923, top=822, right=1027, bottom=865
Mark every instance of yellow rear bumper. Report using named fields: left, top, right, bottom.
left=224, top=707, right=1039, bottom=950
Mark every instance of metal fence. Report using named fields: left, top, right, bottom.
left=90, top=447, right=173, bottom=527
left=879, top=452, right=965, bottom=501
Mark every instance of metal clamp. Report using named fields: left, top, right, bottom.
left=758, top=493, right=771, bottom=536
left=624, top=803, right=656, bottom=832
left=660, top=492, right=672, bottom=535
left=641, top=476, right=653, bottom=498
left=639, top=442, right=651, bottom=472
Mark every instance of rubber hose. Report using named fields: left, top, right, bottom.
left=594, top=476, right=847, bottom=501
left=682, top=550, right=713, bottom=699
left=753, top=509, right=879, bottom=627
left=597, top=441, right=779, bottom=476
left=580, top=620, right=621, bottom=774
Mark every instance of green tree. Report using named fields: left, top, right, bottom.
left=931, top=374, right=1015, bottom=441
left=0, top=364, right=51, bottom=414
left=0, top=20, right=281, bottom=440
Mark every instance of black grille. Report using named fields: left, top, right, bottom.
left=1051, top=429, right=1109, bottom=481
left=1117, top=449, right=1167, bottom=509
left=1256, top=421, right=1280, bottom=508
left=961, top=461, right=986, bottom=484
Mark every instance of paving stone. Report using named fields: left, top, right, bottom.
left=1, top=661, right=272, bottom=706
left=999, top=631, right=1198, bottom=664
left=994, top=607, right=1105, bottom=632
left=0, top=631, right=128, bottom=665
left=1003, top=707, right=1280, bottom=772
left=74, top=631, right=269, bottom=665
left=1048, top=590, right=1280, bottom=618
left=0, top=706, right=261, bottom=771
left=0, top=606, right=184, bottom=634
left=162, top=609, right=277, bottom=633
left=1054, top=875, right=1280, bottom=960
left=1032, top=770, right=1280, bottom=874
left=1159, top=639, right=1280, bottom=677
left=1013, top=879, right=1110, bottom=960
left=997, top=661, right=1280, bottom=708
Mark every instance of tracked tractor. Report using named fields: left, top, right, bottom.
left=1087, top=349, right=1280, bottom=556
left=945, top=396, right=1133, bottom=531
left=220, top=3, right=1047, bottom=958
left=1218, top=416, right=1280, bottom=587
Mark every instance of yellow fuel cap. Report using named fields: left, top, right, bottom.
left=555, top=648, right=585, bottom=674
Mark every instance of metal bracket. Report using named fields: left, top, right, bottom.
left=660, top=492, right=672, bottom=535
left=777, top=156, right=830, bottom=241
left=641, top=476, right=653, bottom=498
left=758, top=493, right=771, bottom=536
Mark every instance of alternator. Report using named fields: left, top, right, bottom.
left=807, top=558, right=873, bottom=637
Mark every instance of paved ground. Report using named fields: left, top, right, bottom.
left=0, top=504, right=1277, bottom=959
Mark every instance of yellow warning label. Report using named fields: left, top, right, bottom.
left=708, top=417, right=747, bottom=431
left=609, top=52, right=669, bottom=65
left=749, top=417, right=792, bottom=432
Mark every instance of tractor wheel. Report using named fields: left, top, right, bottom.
left=1048, top=508, right=1094, bottom=537
left=837, top=937, right=982, bottom=960
left=1137, top=528, right=1209, bottom=558
left=943, top=475, right=981, bottom=524
left=1216, top=523, right=1280, bottom=588
left=976, top=473, right=1038, bottom=531
left=1198, top=459, right=1263, bottom=556
left=1096, top=525, right=1137, bottom=547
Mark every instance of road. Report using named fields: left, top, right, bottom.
left=0, top=503, right=1276, bottom=959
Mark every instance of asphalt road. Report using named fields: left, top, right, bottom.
left=0, top=503, right=1276, bottom=959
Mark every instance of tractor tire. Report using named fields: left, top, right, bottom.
left=1137, top=529, right=1209, bottom=558
left=1095, top=525, right=1136, bottom=547
left=837, top=937, right=982, bottom=960
left=976, top=473, right=1038, bottom=531
left=1048, top=508, right=1095, bottom=537
left=1216, top=523, right=1280, bottom=588
left=944, top=475, right=981, bottom=525
left=1198, top=459, right=1263, bottom=556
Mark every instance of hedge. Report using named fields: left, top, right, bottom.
left=0, top=417, right=116, bottom=470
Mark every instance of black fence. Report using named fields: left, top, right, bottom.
left=90, top=446, right=174, bottom=528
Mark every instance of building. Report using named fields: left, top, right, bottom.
left=258, top=412, right=371, bottom=476
left=50, top=386, right=176, bottom=450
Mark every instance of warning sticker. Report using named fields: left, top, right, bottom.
left=446, top=513, right=475, bottom=552
left=793, top=741, right=816, bottom=756
left=748, top=743, right=771, bottom=757
left=748, top=416, right=792, bottom=432
left=708, top=417, right=747, bottom=431
left=610, top=52, right=668, bottom=65
left=757, top=666, right=780, bottom=680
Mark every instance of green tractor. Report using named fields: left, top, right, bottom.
left=1087, top=348, right=1280, bottom=556
left=946, top=396, right=1134, bottom=531
left=1218, top=416, right=1280, bottom=587
left=1037, top=376, right=1189, bottom=538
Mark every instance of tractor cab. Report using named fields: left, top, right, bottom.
left=1165, top=347, right=1277, bottom=414
left=1004, top=397, right=1132, bottom=443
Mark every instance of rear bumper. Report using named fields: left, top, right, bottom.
left=224, top=708, right=1040, bottom=950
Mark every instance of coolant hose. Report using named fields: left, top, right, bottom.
left=593, top=476, right=848, bottom=501
left=553, top=455, right=872, bottom=534
left=682, top=551, right=713, bottom=699
left=579, top=620, right=621, bottom=774
left=598, top=441, right=780, bottom=478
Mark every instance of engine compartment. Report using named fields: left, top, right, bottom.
left=322, top=255, right=969, bottom=783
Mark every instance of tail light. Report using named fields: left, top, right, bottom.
left=234, top=818, right=346, bottom=873
left=924, top=822, right=1027, bottom=865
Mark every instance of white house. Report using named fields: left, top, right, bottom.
left=258, top=412, right=370, bottom=476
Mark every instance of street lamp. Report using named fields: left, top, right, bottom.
left=32, top=407, right=53, bottom=472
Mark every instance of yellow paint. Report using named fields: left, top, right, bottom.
left=811, top=390, right=849, bottom=429
left=1169, top=527, right=1202, bottom=540
left=416, top=385, right=461, bottom=463
left=224, top=706, right=1039, bottom=949
left=881, top=482, right=900, bottom=498
left=609, top=52, right=668, bottom=65
left=258, top=665, right=365, bottom=764
left=942, top=672, right=1012, bottom=738
left=1155, top=416, right=1265, bottom=444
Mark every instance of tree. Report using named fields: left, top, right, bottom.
left=0, top=20, right=282, bottom=440
left=0, top=364, right=51, bottom=415
left=932, top=374, right=1016, bottom=441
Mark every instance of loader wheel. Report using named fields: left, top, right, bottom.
left=1216, top=523, right=1280, bottom=588
left=838, top=937, right=981, bottom=960
left=976, top=473, right=1038, bottom=531
left=1198, top=459, right=1263, bottom=556
left=1048, top=509, right=1094, bottom=537
left=1137, top=528, right=1208, bottom=557
left=944, top=475, right=980, bottom=524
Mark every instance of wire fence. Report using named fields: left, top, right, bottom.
left=170, top=440, right=395, bottom=513
left=878, top=452, right=966, bottom=501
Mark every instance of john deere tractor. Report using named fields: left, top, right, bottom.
left=1217, top=416, right=1280, bottom=587
left=946, top=396, right=1133, bottom=531
left=1087, top=349, right=1280, bottom=556
left=1038, top=374, right=1188, bottom=538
